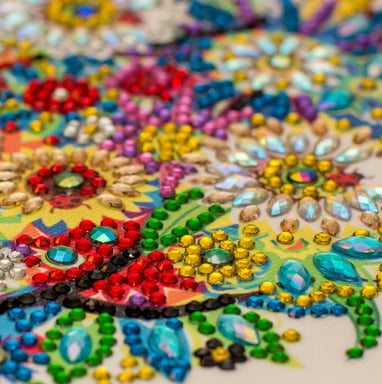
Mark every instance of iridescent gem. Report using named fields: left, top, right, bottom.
left=357, top=184, right=382, bottom=201
left=258, top=36, right=276, bottom=55
left=59, top=327, right=92, bottom=364
left=237, top=139, right=268, bottom=160
left=89, top=226, right=118, bottom=245
left=267, top=194, right=293, bottom=217
left=335, top=146, right=371, bottom=164
left=318, top=90, right=353, bottom=111
left=215, top=176, right=257, bottom=192
left=259, top=136, right=286, bottom=154
left=204, top=248, right=233, bottom=266
left=46, top=246, right=78, bottom=265
left=344, top=191, right=378, bottom=213
left=217, top=314, right=259, bottom=346
left=324, top=197, right=351, bottom=221
left=278, top=260, right=311, bottom=294
left=252, top=73, right=271, bottom=90
left=206, top=163, right=250, bottom=177
left=366, top=55, right=382, bottom=78
left=228, top=151, right=258, bottom=167
left=269, top=54, right=293, bottom=69
left=287, top=135, right=309, bottom=153
left=148, top=325, right=182, bottom=359
left=238, top=205, right=260, bottom=222
left=314, top=137, right=339, bottom=157
left=279, top=36, right=299, bottom=55
left=292, top=71, right=312, bottom=91
left=232, top=188, right=268, bottom=207
left=313, top=252, right=361, bottom=283
left=54, top=172, right=84, bottom=189
left=287, top=167, right=318, bottom=186
left=297, top=197, right=321, bottom=222
left=332, top=236, right=382, bottom=259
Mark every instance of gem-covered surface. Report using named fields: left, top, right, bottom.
left=1, top=1, right=382, bottom=384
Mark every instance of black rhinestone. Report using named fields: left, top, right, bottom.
left=185, top=301, right=203, bottom=313
left=231, top=93, right=254, bottom=110
left=161, top=307, right=179, bottom=318
left=125, top=305, right=141, bottom=318
left=142, top=307, right=160, bottom=319
left=123, top=248, right=140, bottom=259
left=0, top=298, right=18, bottom=314
left=218, top=359, right=235, bottom=370
left=82, top=299, right=97, bottom=312
left=228, top=343, right=245, bottom=357
left=232, top=355, right=247, bottom=363
left=217, top=294, right=235, bottom=306
left=200, top=356, right=216, bottom=367
left=18, top=293, right=36, bottom=306
left=40, top=289, right=59, bottom=301
left=75, top=277, right=93, bottom=289
left=99, top=262, right=118, bottom=275
left=206, top=338, right=223, bottom=349
left=202, top=299, right=221, bottom=310
left=53, top=283, right=71, bottom=295
left=88, top=270, right=106, bottom=281
left=95, top=301, right=116, bottom=315
left=194, top=348, right=211, bottom=358
left=110, top=253, right=128, bottom=266
left=62, top=296, right=82, bottom=309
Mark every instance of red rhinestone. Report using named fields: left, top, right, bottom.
left=50, top=163, right=66, bottom=174
left=79, top=220, right=96, bottom=231
left=66, top=267, right=83, bottom=280
left=72, top=163, right=87, bottom=174
left=118, top=238, right=134, bottom=249
left=53, top=234, right=70, bottom=246
left=83, top=169, right=98, bottom=179
left=87, top=253, right=103, bottom=264
left=76, top=239, right=92, bottom=252
left=107, top=286, right=125, bottom=299
left=98, top=244, right=113, bottom=256
left=141, top=282, right=159, bottom=294
left=37, top=167, right=51, bottom=178
left=44, top=136, right=60, bottom=146
left=69, top=227, right=85, bottom=239
left=122, top=221, right=141, bottom=231
left=49, top=270, right=66, bottom=281
left=33, top=236, right=50, bottom=249
left=33, top=183, right=48, bottom=194
left=24, top=256, right=41, bottom=267
left=144, top=269, right=160, bottom=282
left=126, top=272, right=143, bottom=286
left=135, top=257, right=151, bottom=268
left=79, top=262, right=95, bottom=272
left=149, top=291, right=166, bottom=305
left=93, top=280, right=109, bottom=291
left=32, top=273, right=48, bottom=285
left=16, top=235, right=34, bottom=245
left=108, top=273, right=124, bottom=285
left=100, top=218, right=118, bottom=229
left=91, top=177, right=106, bottom=188
left=156, top=261, right=173, bottom=272
left=180, top=279, right=198, bottom=291
left=79, top=187, right=96, bottom=196
left=4, top=121, right=18, bottom=133
left=128, top=264, right=144, bottom=274
left=148, top=251, right=165, bottom=262
left=161, top=272, right=178, bottom=285
left=124, top=230, right=140, bottom=242
left=27, top=175, right=43, bottom=185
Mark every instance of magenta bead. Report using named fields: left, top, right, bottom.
left=160, top=186, right=175, bottom=198
left=99, top=139, right=115, bottom=151
left=139, top=152, right=153, bottom=164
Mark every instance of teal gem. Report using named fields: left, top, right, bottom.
left=237, top=140, right=268, bottom=160
left=324, top=197, right=351, bottom=221
left=267, top=194, right=293, bottom=217
left=314, top=137, right=339, bottom=157
left=259, top=136, right=286, bottom=154
left=278, top=260, right=311, bottom=294
left=204, top=248, right=233, bottom=266
left=232, top=188, right=268, bottom=207
left=148, top=325, right=183, bottom=359
left=318, top=90, right=353, bottom=111
left=217, top=314, right=259, bottom=346
left=313, top=252, right=361, bottom=283
left=54, top=172, right=84, bottom=189
left=287, top=167, right=318, bottom=186
left=332, top=236, right=382, bottom=259
left=46, top=246, right=78, bottom=265
left=335, top=146, right=371, bottom=164
left=279, top=36, right=299, bottom=55
left=257, top=36, right=276, bottom=55
left=59, top=327, right=92, bottom=364
left=89, top=226, right=118, bottom=245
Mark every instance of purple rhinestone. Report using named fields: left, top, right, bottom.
left=15, top=244, right=31, bottom=256
left=130, top=293, right=147, bottom=306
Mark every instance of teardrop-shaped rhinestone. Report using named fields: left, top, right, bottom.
left=46, top=246, right=78, bottom=265
left=297, top=197, right=321, bottom=222
left=269, top=54, right=293, bottom=69
left=279, top=36, right=299, bottom=55
left=343, top=191, right=378, bottom=213
left=259, top=136, right=287, bottom=154
left=332, top=236, right=382, bottom=259
left=267, top=194, right=293, bottom=217
left=257, top=36, right=276, bottom=55
left=148, top=325, right=183, bottom=359
left=278, top=260, right=311, bottom=294
left=357, top=184, right=382, bottom=201
left=287, top=167, right=318, bottom=186
left=335, top=146, right=372, bottom=164
left=324, top=197, right=351, bottom=221
left=59, top=327, right=92, bottom=364
left=287, top=134, right=309, bottom=153
left=54, top=172, right=84, bottom=189
left=89, top=226, right=119, bottom=245
left=215, top=176, right=258, bottom=192
left=206, top=163, right=250, bottom=177
left=337, top=14, right=369, bottom=39
left=313, top=252, right=361, bottom=282
left=228, top=151, right=258, bottom=167
left=237, top=139, right=268, bottom=160
left=292, top=71, right=312, bottom=91
left=217, top=314, right=259, bottom=346
left=360, top=211, right=381, bottom=229
left=252, top=73, right=271, bottom=90
left=318, top=89, right=353, bottom=111
left=314, top=137, right=339, bottom=157
left=204, top=248, right=233, bottom=266
left=232, top=188, right=269, bottom=207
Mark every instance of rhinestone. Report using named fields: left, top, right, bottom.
left=324, top=197, right=351, bottom=221
left=54, top=172, right=84, bottom=189
left=278, top=260, right=311, bottom=294
left=280, top=216, right=299, bottom=232
left=360, top=211, right=381, bottom=229
left=8, top=251, right=24, bottom=263
left=270, top=54, right=293, bottom=69
left=259, top=136, right=286, bottom=154
left=287, top=167, right=318, bottom=186
left=333, top=236, right=382, bottom=259
left=237, top=139, right=268, bottom=160
left=297, top=197, right=321, bottom=222
left=344, top=191, right=378, bottom=213
left=267, top=194, right=293, bottom=217
left=238, top=206, right=260, bottom=222
left=0, top=259, right=13, bottom=271
left=204, top=192, right=236, bottom=204
left=357, top=184, right=382, bottom=201
left=335, top=146, right=372, bottom=164
left=9, top=267, right=26, bottom=279
left=204, top=248, right=233, bottom=266
left=288, top=135, right=309, bottom=153
left=232, top=188, right=268, bottom=207
left=59, top=327, right=92, bottom=364
left=321, top=217, right=340, bottom=235
left=318, top=89, right=353, bottom=111
left=46, top=246, right=78, bottom=265
left=148, top=325, right=183, bottom=359
left=314, top=137, right=339, bottom=157
left=206, top=163, right=250, bottom=177
left=89, top=226, right=119, bottom=245
left=228, top=151, right=258, bottom=167
left=217, top=314, right=259, bottom=346
left=215, top=176, right=257, bottom=192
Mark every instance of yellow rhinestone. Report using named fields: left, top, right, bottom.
left=329, top=55, right=340, bottom=65
left=361, top=285, right=378, bottom=298
left=163, top=122, right=177, bottom=133
left=120, top=357, right=138, bottom=368
left=353, top=229, right=369, bottom=237
left=143, top=125, right=158, bottom=135
left=268, top=176, right=283, bottom=188
left=271, top=33, right=283, bottom=43
left=84, top=124, right=98, bottom=135
left=97, top=380, right=111, bottom=384
left=276, top=231, right=294, bottom=244
left=312, top=73, right=326, bottom=84
left=179, top=266, right=195, bottom=277
left=302, top=154, right=316, bottom=167
left=38, top=111, right=52, bottom=124
left=310, top=291, right=326, bottom=302
left=277, top=292, right=293, bottom=304
left=242, top=224, right=260, bottom=236
left=198, top=236, right=214, bottom=249
left=233, top=247, right=249, bottom=259
left=360, top=78, right=376, bottom=90
left=322, top=179, right=338, bottom=192
left=314, top=232, right=332, bottom=245
left=93, top=367, right=110, bottom=380
left=371, top=108, right=382, bottom=119
left=251, top=252, right=268, bottom=265
left=303, top=186, right=319, bottom=198
left=211, top=346, right=231, bottom=362
left=259, top=281, right=276, bottom=295
left=220, top=240, right=235, bottom=251
left=198, top=263, right=214, bottom=275
left=320, top=281, right=337, bottom=294
left=179, top=235, right=195, bottom=247
left=141, top=143, right=155, bottom=153
left=159, top=151, right=174, bottom=162
left=263, top=166, right=280, bottom=178
left=138, top=132, right=153, bottom=143
left=279, top=183, right=295, bottom=195
left=377, top=281, right=382, bottom=290
left=212, top=230, right=228, bottom=241
left=295, top=295, right=313, bottom=307
left=166, top=249, right=183, bottom=262
left=268, top=159, right=283, bottom=169
left=337, top=118, right=351, bottom=131
left=276, top=78, right=289, bottom=90
left=238, top=237, right=255, bottom=249
left=118, top=370, right=134, bottom=382
left=220, top=265, right=236, bottom=277
left=234, top=70, right=247, bottom=81
left=185, top=254, right=202, bottom=266
left=105, top=88, right=119, bottom=100
left=207, top=272, right=224, bottom=285
left=138, top=366, right=155, bottom=380
left=283, top=154, right=298, bottom=167
left=175, top=132, right=189, bottom=143
left=29, top=120, right=43, bottom=132
left=224, top=51, right=235, bottom=60
left=286, top=112, right=300, bottom=124
left=83, top=106, right=98, bottom=117
left=251, top=113, right=265, bottom=126
left=186, top=245, right=202, bottom=255
left=376, top=272, right=382, bottom=281
left=187, top=138, right=200, bottom=150
left=337, top=285, right=354, bottom=298
left=317, top=160, right=332, bottom=174
left=235, top=259, right=252, bottom=269
left=236, top=267, right=254, bottom=281
left=282, top=329, right=300, bottom=342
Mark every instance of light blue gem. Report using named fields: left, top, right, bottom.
left=89, top=226, right=118, bottom=245
left=352, top=193, right=378, bottom=213
left=259, top=136, right=286, bottom=154
left=318, top=90, right=353, bottom=111
left=148, top=325, right=183, bottom=359
left=215, top=176, right=256, bottom=192
left=204, top=248, right=233, bottom=266
left=232, top=188, right=268, bottom=207
left=267, top=194, right=293, bottom=217
left=332, top=236, right=382, bottom=259
left=297, top=197, right=321, bottom=222
left=46, top=246, right=78, bottom=265
left=279, top=36, right=299, bottom=55
left=59, top=327, right=92, bottom=364
left=217, top=314, right=259, bottom=346
left=313, top=252, right=361, bottom=283
left=324, top=197, right=351, bottom=221
left=292, top=71, right=312, bottom=91
left=288, top=134, right=309, bottom=153
left=278, top=260, right=311, bottom=294
left=335, top=146, right=371, bottom=164
left=366, top=55, right=382, bottom=78
left=358, top=185, right=382, bottom=201
left=237, top=140, right=268, bottom=160
left=314, top=137, right=339, bottom=157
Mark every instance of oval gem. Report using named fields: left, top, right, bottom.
left=324, top=197, right=351, bottom=221
left=267, top=194, right=293, bottom=217
left=297, top=197, right=321, bottom=222
left=204, top=248, right=233, bottom=266
left=335, top=146, right=371, bottom=164
left=278, top=260, right=311, bottom=294
left=232, top=188, right=268, bottom=207
left=54, top=172, right=84, bottom=189
left=217, top=314, right=259, bottom=346
left=46, top=246, right=78, bottom=265
left=59, top=327, right=92, bottom=364
left=259, top=136, right=286, bottom=154
left=314, top=137, right=339, bottom=157
left=287, top=167, right=318, bottom=186
left=332, top=236, right=382, bottom=259
left=148, top=325, right=182, bottom=359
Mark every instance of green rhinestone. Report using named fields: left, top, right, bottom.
left=141, top=229, right=159, bottom=240
left=53, top=371, right=71, bottom=384
left=96, top=345, right=113, bottom=357
left=197, top=212, right=214, bottom=224
left=250, top=347, right=268, bottom=359
left=175, top=193, right=189, bottom=204
left=152, top=209, right=169, bottom=220
left=365, top=325, right=381, bottom=336
left=208, top=204, right=225, bottom=216
left=142, top=239, right=159, bottom=250
left=188, top=188, right=204, bottom=199
left=347, top=295, right=365, bottom=307
left=56, top=315, right=73, bottom=327
left=357, top=314, right=374, bottom=326
left=70, top=366, right=87, bottom=378
left=54, top=172, right=83, bottom=189
left=263, top=332, right=280, bottom=343
left=356, top=304, right=373, bottom=315
left=256, top=319, right=273, bottom=331
left=40, top=339, right=57, bottom=352
left=146, top=219, right=163, bottom=230
left=189, top=311, right=206, bottom=323
left=243, top=311, right=260, bottom=323
left=267, top=342, right=285, bottom=353
left=86, top=353, right=102, bottom=366
left=100, top=335, right=116, bottom=346
left=223, top=304, right=241, bottom=315
left=69, top=308, right=85, bottom=321
left=164, top=200, right=181, bottom=211
left=97, top=313, right=114, bottom=324
left=271, top=351, right=289, bottom=363
left=160, top=234, right=177, bottom=246
left=198, top=322, right=216, bottom=335
left=346, top=347, right=363, bottom=358
left=99, top=323, right=116, bottom=335
left=46, top=328, right=63, bottom=340
left=171, top=226, right=189, bottom=237
left=48, top=364, right=64, bottom=375
left=361, top=335, right=378, bottom=348
left=186, top=218, right=202, bottom=230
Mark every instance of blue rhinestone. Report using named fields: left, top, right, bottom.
left=330, top=304, right=348, bottom=316
left=122, top=322, right=141, bottom=335
left=44, top=302, right=62, bottom=315
left=310, top=304, right=329, bottom=318
left=8, top=308, right=25, bottom=320
left=21, top=332, right=38, bottom=347
left=124, top=335, right=141, bottom=345
left=287, top=306, right=306, bottom=318
left=148, top=325, right=183, bottom=359
left=1, top=361, right=18, bottom=374
left=166, top=318, right=183, bottom=330
left=11, top=349, right=28, bottom=362
left=15, top=319, right=33, bottom=332
left=278, top=260, right=311, bottom=294
left=246, top=296, right=263, bottom=308
left=89, top=226, right=119, bottom=246
left=30, top=310, right=47, bottom=324
left=170, top=367, right=187, bottom=382
left=267, top=299, right=285, bottom=312
left=32, top=352, right=50, bottom=365
left=130, top=344, right=147, bottom=356
left=46, top=246, right=78, bottom=265
left=217, top=314, right=259, bottom=346
left=59, top=327, right=92, bottom=364
left=4, top=339, right=21, bottom=351
left=15, top=367, right=32, bottom=382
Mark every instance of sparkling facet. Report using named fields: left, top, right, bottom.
left=46, top=246, right=78, bottom=265
left=288, top=134, right=309, bottom=153
left=344, top=192, right=378, bottom=213
left=278, top=260, right=311, bottom=294
left=314, top=137, right=339, bottom=157
left=217, top=314, right=259, bottom=346
left=232, top=188, right=268, bottom=207
left=228, top=151, right=258, bottom=167
left=357, top=184, right=382, bottom=201
left=297, top=197, right=321, bottom=222
left=335, top=146, right=371, bottom=164
left=292, top=71, right=312, bottom=91
left=59, top=327, right=92, bottom=364
left=237, top=140, right=268, bottom=160
left=259, top=136, right=286, bottom=154
left=204, top=248, right=233, bottom=266
left=287, top=167, right=318, bottom=186
left=238, top=205, right=260, bottom=222
left=267, top=194, right=293, bottom=217
left=206, top=163, right=250, bottom=177
left=332, top=236, right=382, bottom=259
left=324, top=197, right=351, bottom=221
left=54, top=172, right=84, bottom=189
left=215, top=176, right=258, bottom=192
left=148, top=325, right=182, bottom=359
left=89, top=226, right=118, bottom=245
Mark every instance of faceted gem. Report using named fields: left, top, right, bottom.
left=360, top=211, right=381, bottom=229
left=287, top=167, right=318, bottom=186
left=335, top=146, right=371, bottom=164
left=46, top=246, right=78, bottom=265
left=259, top=136, right=286, bottom=154
left=357, top=184, right=382, bottom=201
left=313, top=252, right=361, bottom=283
left=232, top=188, right=268, bottom=207
left=280, top=216, right=299, bottom=232
left=292, top=71, right=312, bottom=91
left=54, top=172, right=84, bottom=189
left=238, top=205, right=260, bottom=222
left=318, top=90, right=353, bottom=111
left=89, top=226, right=118, bottom=245
left=288, top=135, right=309, bottom=153
left=344, top=192, right=378, bottom=213
left=366, top=55, right=382, bottom=78
left=321, top=217, right=340, bottom=235
left=269, top=54, right=293, bottom=69
left=148, top=325, right=182, bottom=359
left=278, top=260, right=311, bottom=294
left=215, top=176, right=257, bottom=192
left=267, top=194, right=293, bottom=217
left=297, top=197, right=321, bottom=222
left=206, top=163, right=250, bottom=177
left=217, top=314, right=259, bottom=346
left=332, top=236, right=382, bottom=259
left=228, top=151, right=258, bottom=167
left=204, top=248, right=233, bottom=266
left=252, top=73, right=271, bottom=90
left=237, top=140, right=268, bottom=160
left=314, top=137, right=339, bottom=157
left=59, top=327, right=92, bottom=364
left=324, top=197, right=351, bottom=221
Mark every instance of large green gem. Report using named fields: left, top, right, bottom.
left=204, top=248, right=233, bottom=266
left=89, top=226, right=118, bottom=245
left=54, top=172, right=84, bottom=189
left=46, top=246, right=78, bottom=265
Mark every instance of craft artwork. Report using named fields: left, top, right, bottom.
left=1, top=0, right=382, bottom=383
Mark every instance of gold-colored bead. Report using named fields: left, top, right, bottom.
left=179, top=265, right=195, bottom=277
left=236, top=268, right=254, bottom=281
left=207, top=272, right=224, bottom=285
left=185, top=245, right=202, bottom=255
left=120, top=357, right=138, bottom=368
left=166, top=249, right=183, bottom=262
left=322, top=179, right=338, bottom=192
left=337, top=285, right=354, bottom=298
left=198, top=236, right=214, bottom=249
left=295, top=295, right=313, bottom=307
left=337, top=118, right=351, bottom=131
left=5, top=98, right=18, bottom=109
left=310, top=291, right=326, bottom=302
left=268, top=159, right=283, bottom=169
left=360, top=78, right=376, bottom=90
left=312, top=73, right=326, bottom=84
left=232, top=247, right=249, bottom=260
left=184, top=254, right=202, bottom=266
left=259, top=281, right=276, bottom=295
left=329, top=55, right=340, bottom=65
left=141, top=143, right=155, bottom=153
left=361, top=285, right=378, bottom=298
left=371, top=108, right=382, bottom=119
left=376, top=272, right=382, bottom=281
left=353, top=229, right=369, bottom=237
left=277, top=292, right=293, bottom=304
left=97, top=380, right=111, bottom=384
left=282, top=329, right=301, bottom=342
left=283, top=154, right=298, bottom=167
left=313, top=232, right=332, bottom=245
left=29, top=120, right=43, bottom=132
left=320, top=281, right=337, bottom=294
left=220, top=240, right=235, bottom=251
left=235, top=259, right=252, bottom=269
left=198, top=263, right=214, bottom=275
left=163, top=122, right=177, bottom=133
left=212, top=230, right=228, bottom=241
left=317, top=160, right=332, bottom=174
left=280, top=183, right=295, bottom=195
left=268, top=176, right=282, bottom=188
left=39, top=111, right=52, bottom=124
left=251, top=113, right=265, bottom=126
left=276, top=78, right=289, bottom=90
left=302, top=154, right=317, bottom=167
left=138, top=366, right=155, bottom=380
left=211, top=346, right=231, bottom=362
left=118, top=370, right=134, bottom=382
left=93, top=367, right=110, bottom=380
left=238, top=237, right=255, bottom=249
left=179, top=235, right=195, bottom=247
left=220, top=265, right=236, bottom=277
left=263, top=166, right=280, bottom=178
left=242, top=224, right=260, bottom=236
left=286, top=112, right=300, bottom=124
left=377, top=281, right=382, bottom=290
left=302, top=186, right=319, bottom=198
left=251, top=252, right=268, bottom=265
left=276, top=231, right=294, bottom=244
left=234, top=70, right=247, bottom=81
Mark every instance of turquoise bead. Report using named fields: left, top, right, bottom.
left=148, top=325, right=183, bottom=359
left=89, top=226, right=118, bottom=245
left=278, top=260, right=311, bottom=294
